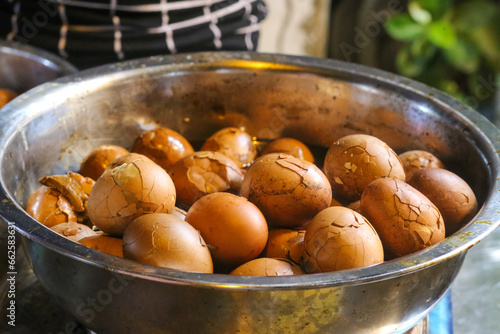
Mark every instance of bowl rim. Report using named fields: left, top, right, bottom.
left=0, top=39, right=77, bottom=75
left=0, top=51, right=499, bottom=289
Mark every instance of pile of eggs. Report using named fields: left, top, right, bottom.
left=25, top=126, right=478, bottom=276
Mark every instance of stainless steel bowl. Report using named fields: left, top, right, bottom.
left=0, top=39, right=77, bottom=303
left=0, top=52, right=499, bottom=334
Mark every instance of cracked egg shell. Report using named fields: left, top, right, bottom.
left=171, top=206, right=187, bottom=220
left=79, top=235, right=124, bottom=257
left=105, top=152, right=154, bottom=171
left=131, top=127, right=194, bottom=171
left=200, top=127, right=257, bottom=168
left=260, top=137, right=315, bottom=163
left=123, top=213, right=213, bottom=273
left=25, top=185, right=77, bottom=227
left=324, top=134, right=405, bottom=202
left=263, top=229, right=305, bottom=264
left=185, top=192, right=268, bottom=267
left=88, top=156, right=176, bottom=235
left=80, top=145, right=130, bottom=181
left=229, top=258, right=305, bottom=276
left=408, top=168, right=478, bottom=236
left=167, top=151, right=244, bottom=207
left=50, top=222, right=96, bottom=242
left=360, top=178, right=445, bottom=259
left=240, top=153, right=332, bottom=228
left=303, top=206, right=384, bottom=273
left=399, top=150, right=445, bottom=180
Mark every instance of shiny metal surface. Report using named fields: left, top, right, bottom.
left=0, top=52, right=499, bottom=333
left=0, top=40, right=77, bottom=93
left=0, top=40, right=76, bottom=305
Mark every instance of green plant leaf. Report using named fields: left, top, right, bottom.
left=435, top=79, right=472, bottom=105
left=428, top=21, right=456, bottom=49
left=410, top=38, right=438, bottom=60
left=453, top=0, right=499, bottom=32
left=396, top=45, right=429, bottom=77
left=468, top=13, right=500, bottom=73
left=437, top=79, right=460, bottom=95
left=443, top=35, right=480, bottom=73
left=413, top=0, right=453, bottom=20
left=408, top=1, right=432, bottom=24
left=385, top=14, right=426, bottom=41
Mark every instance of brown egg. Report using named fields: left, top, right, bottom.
left=263, top=229, right=305, bottom=264
left=347, top=200, right=361, bottom=213
left=88, top=155, right=176, bottom=235
left=123, top=213, right=213, bottom=273
left=185, top=192, right=268, bottom=267
left=399, top=150, right=445, bottom=180
left=408, top=168, right=478, bottom=235
left=50, top=222, right=96, bottom=242
left=303, top=206, right=384, bottom=273
left=324, top=134, right=405, bottom=201
left=360, top=178, right=445, bottom=258
left=105, top=153, right=153, bottom=171
left=79, top=235, right=124, bottom=257
left=80, top=145, right=130, bottom=180
left=0, top=89, right=17, bottom=109
left=200, top=127, right=257, bottom=168
left=131, top=127, right=194, bottom=170
left=25, top=186, right=77, bottom=227
left=241, top=153, right=332, bottom=228
left=260, top=138, right=315, bottom=163
left=167, top=151, right=243, bottom=207
left=229, top=258, right=305, bottom=276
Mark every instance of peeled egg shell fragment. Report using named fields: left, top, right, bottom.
left=303, top=206, right=384, bottom=273
left=88, top=157, right=176, bottom=235
left=324, top=134, right=405, bottom=201
left=25, top=186, right=77, bottom=227
left=360, top=178, right=445, bottom=258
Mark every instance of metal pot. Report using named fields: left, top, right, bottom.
left=0, top=52, right=498, bottom=334
left=0, top=40, right=77, bottom=93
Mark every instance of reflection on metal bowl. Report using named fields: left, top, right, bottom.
left=0, top=39, right=76, bottom=305
left=0, top=52, right=499, bottom=334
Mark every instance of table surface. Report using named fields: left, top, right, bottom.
left=452, top=224, right=500, bottom=334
